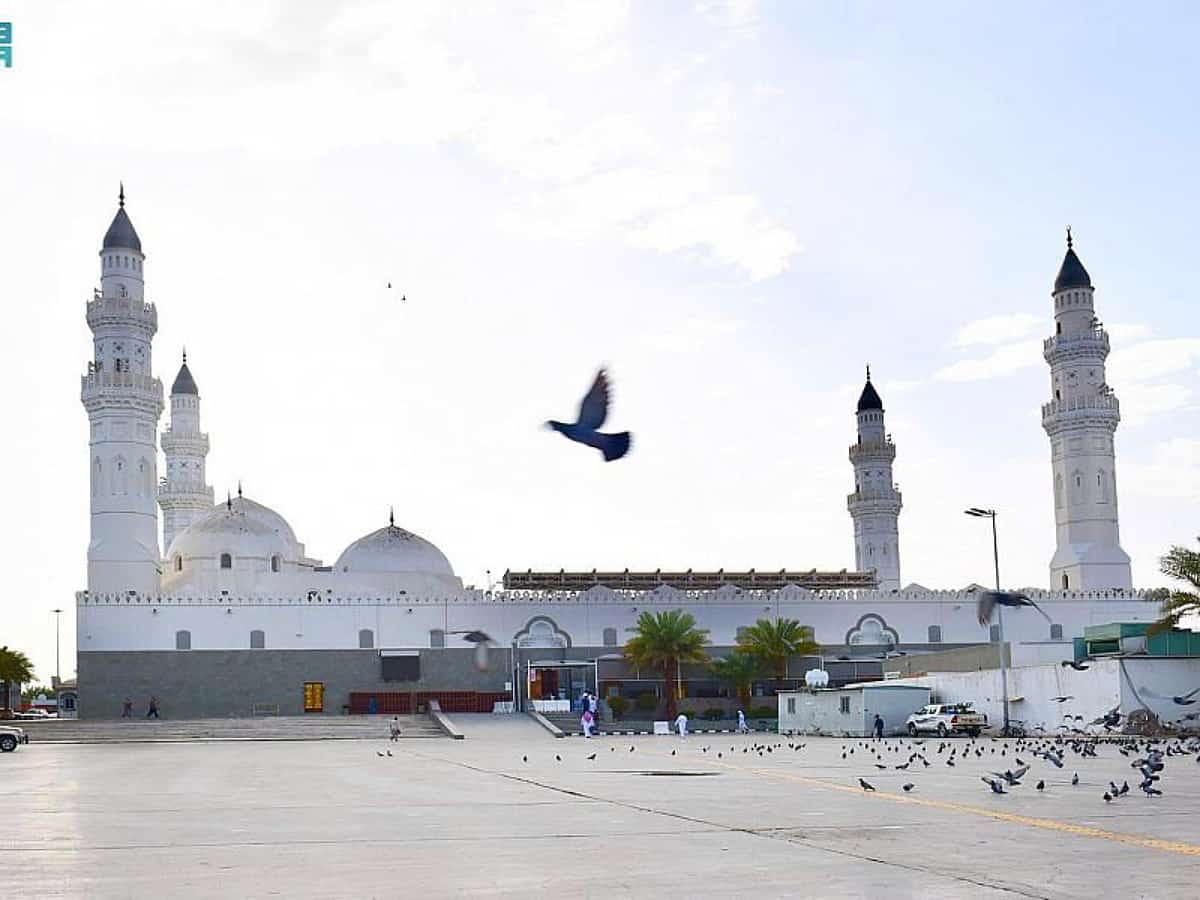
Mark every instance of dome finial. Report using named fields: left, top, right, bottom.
left=237, top=480, right=243, bottom=499
left=226, top=491, right=232, bottom=511
left=1066, top=225, right=1073, bottom=250
left=866, top=364, right=872, bottom=382
left=119, top=182, right=125, bottom=209
left=182, top=346, right=187, bottom=365
left=389, top=506, right=395, bottom=527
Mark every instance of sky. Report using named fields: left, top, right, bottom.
left=2, top=1, right=1198, bottom=684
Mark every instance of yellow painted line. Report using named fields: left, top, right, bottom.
left=739, top=765, right=1200, bottom=858
left=647, top=747, right=1200, bottom=858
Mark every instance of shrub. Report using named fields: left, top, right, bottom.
left=703, top=707, right=725, bottom=721
left=748, top=705, right=777, bottom=719
left=635, top=693, right=659, bottom=713
left=606, top=696, right=629, bottom=720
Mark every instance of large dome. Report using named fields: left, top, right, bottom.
left=335, top=521, right=455, bottom=578
left=166, top=495, right=303, bottom=564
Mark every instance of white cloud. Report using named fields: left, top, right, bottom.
left=933, top=339, right=1042, bottom=382
left=695, top=0, right=760, bottom=28
left=1108, top=338, right=1200, bottom=384
left=950, top=313, right=1041, bottom=348
left=640, top=316, right=746, bottom=353
left=1117, top=383, right=1194, bottom=427
left=1124, top=439, right=1200, bottom=500
left=1105, top=322, right=1154, bottom=342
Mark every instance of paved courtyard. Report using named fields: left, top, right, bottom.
left=3, top=716, right=1198, bottom=898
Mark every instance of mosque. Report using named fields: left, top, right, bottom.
left=76, top=190, right=1155, bottom=718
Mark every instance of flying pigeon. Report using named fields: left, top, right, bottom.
left=982, top=776, right=1007, bottom=794
left=1050, top=696, right=1075, bottom=703
left=1172, top=687, right=1200, bottom=705
left=546, top=369, right=632, bottom=462
left=448, top=630, right=496, bottom=671
left=976, top=590, right=1052, bottom=626
left=1061, top=660, right=1090, bottom=671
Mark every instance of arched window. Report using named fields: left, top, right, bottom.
left=358, top=629, right=374, bottom=649
left=175, top=630, right=191, bottom=650
left=250, top=629, right=265, bottom=649
left=603, top=627, right=618, bottom=647
left=927, top=625, right=942, bottom=643
left=174, top=555, right=182, bottom=572
left=1062, top=574, right=1070, bottom=590
left=1049, top=623, right=1063, bottom=641
left=430, top=629, right=445, bottom=649
left=220, top=553, right=232, bottom=569
left=112, top=456, right=128, bottom=495
left=1096, top=470, right=1110, bottom=503
left=271, top=555, right=281, bottom=573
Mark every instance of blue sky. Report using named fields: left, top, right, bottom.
left=2, top=1, right=1198, bottom=681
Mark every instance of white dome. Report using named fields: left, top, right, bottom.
left=335, top=522, right=455, bottom=578
left=166, top=495, right=302, bottom=564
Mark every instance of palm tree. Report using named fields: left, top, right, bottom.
left=624, top=610, right=710, bottom=720
left=711, top=651, right=760, bottom=710
left=736, top=618, right=819, bottom=692
left=0, top=646, right=35, bottom=718
left=1149, top=538, right=1200, bottom=635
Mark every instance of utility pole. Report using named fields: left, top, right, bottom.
left=51, top=608, right=64, bottom=684
left=965, top=508, right=1009, bottom=736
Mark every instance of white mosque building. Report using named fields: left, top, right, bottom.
left=76, top=190, right=1154, bottom=718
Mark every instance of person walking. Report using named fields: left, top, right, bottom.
left=675, top=712, right=688, bottom=739
left=389, top=715, right=402, bottom=742
left=736, top=709, right=748, bottom=734
left=872, top=714, right=884, bottom=740
left=587, top=692, right=599, bottom=730
left=146, top=696, right=160, bottom=719
left=581, top=708, right=594, bottom=738
left=121, top=697, right=133, bottom=718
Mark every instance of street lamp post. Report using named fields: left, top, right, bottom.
left=964, top=508, right=1009, bottom=736
left=51, top=608, right=64, bottom=684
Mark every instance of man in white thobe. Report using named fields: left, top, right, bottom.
left=675, top=713, right=688, bottom=739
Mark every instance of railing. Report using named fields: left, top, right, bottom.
left=1041, top=394, right=1120, bottom=418
left=847, top=488, right=902, bottom=504
left=1043, top=328, right=1109, bottom=356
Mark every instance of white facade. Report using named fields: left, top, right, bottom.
left=82, top=187, right=164, bottom=596
left=778, top=684, right=931, bottom=737
left=884, top=656, right=1200, bottom=734
left=847, top=370, right=902, bottom=590
left=1043, top=231, right=1132, bottom=591
left=75, top=195, right=1157, bottom=666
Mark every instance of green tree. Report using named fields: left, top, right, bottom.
left=1149, top=538, right=1200, bottom=635
left=736, top=618, right=819, bottom=691
left=0, top=646, right=35, bottom=716
left=624, top=610, right=710, bottom=720
left=711, top=651, right=760, bottom=710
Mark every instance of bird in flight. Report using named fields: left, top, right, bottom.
left=1172, top=687, right=1200, bottom=705
left=981, top=776, right=1007, bottom=794
left=546, top=369, right=632, bottom=462
left=976, top=590, right=1051, bottom=626
left=1050, top=696, right=1075, bottom=703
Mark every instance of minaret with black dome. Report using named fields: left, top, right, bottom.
left=1042, top=229, right=1132, bottom=590
left=82, top=185, right=164, bottom=595
left=159, top=350, right=214, bottom=556
left=847, top=367, right=903, bottom=590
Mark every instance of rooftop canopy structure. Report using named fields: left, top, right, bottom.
left=502, top=568, right=878, bottom=592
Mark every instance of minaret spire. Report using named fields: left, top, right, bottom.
left=389, top=506, right=395, bottom=527
left=1066, top=225, right=1072, bottom=250
left=119, top=182, right=125, bottom=209
left=848, top=367, right=902, bottom=590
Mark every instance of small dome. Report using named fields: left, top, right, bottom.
left=171, top=360, right=198, bottom=395
left=103, top=207, right=142, bottom=253
left=856, top=378, right=883, bottom=413
left=1054, top=230, right=1092, bottom=292
left=335, top=522, right=455, bottom=578
left=167, top=495, right=296, bottom=564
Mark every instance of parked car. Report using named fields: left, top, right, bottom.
left=14, top=709, right=53, bottom=720
left=0, top=725, right=29, bottom=752
left=905, top=703, right=987, bottom=737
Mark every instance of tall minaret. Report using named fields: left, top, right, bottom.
left=1042, top=230, right=1132, bottom=590
left=847, top=368, right=903, bottom=590
left=81, top=185, right=164, bottom=595
left=158, top=351, right=214, bottom=554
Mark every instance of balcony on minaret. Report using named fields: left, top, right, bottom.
left=1043, top=327, right=1109, bottom=362
left=81, top=370, right=164, bottom=412
left=848, top=437, right=896, bottom=464
left=1041, top=393, right=1120, bottom=422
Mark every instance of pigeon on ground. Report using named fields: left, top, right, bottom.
left=376, top=751, right=385, bottom=757
left=587, top=753, right=596, bottom=760
left=902, top=783, right=915, bottom=792
left=1071, top=772, right=1079, bottom=785
left=386, top=750, right=392, bottom=757
left=555, top=754, right=562, bottom=762
left=1103, top=792, right=1113, bottom=802
left=546, top=369, right=632, bottom=462
left=982, top=777, right=1007, bottom=794
left=1061, top=660, right=1090, bottom=671
left=875, top=764, right=888, bottom=770
left=859, top=778, right=876, bottom=791
left=1036, top=780, right=1045, bottom=791
left=522, top=755, right=528, bottom=763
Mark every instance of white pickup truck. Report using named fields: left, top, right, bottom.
left=0, top=724, right=30, bottom=752
left=905, top=703, right=987, bottom=737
